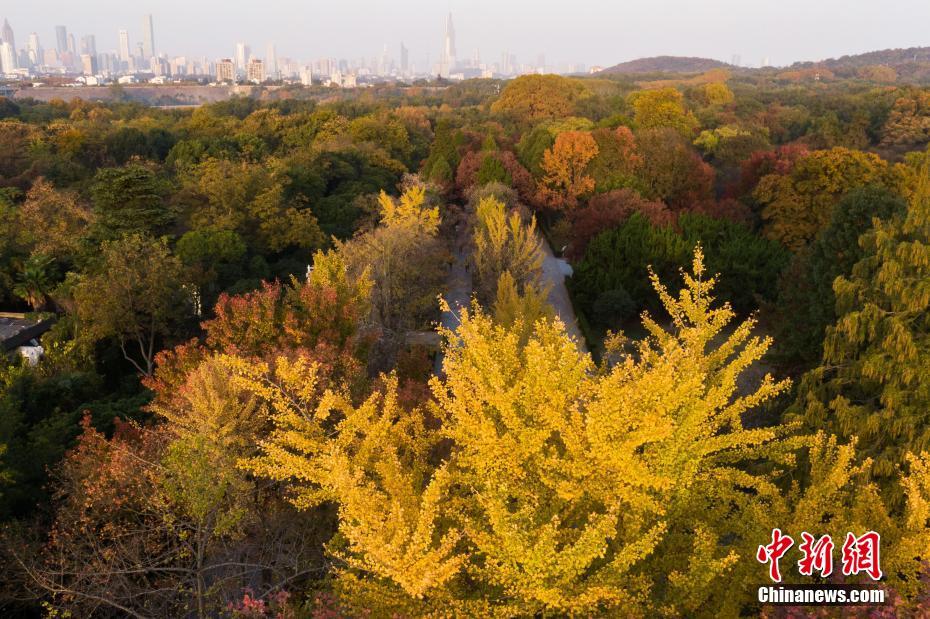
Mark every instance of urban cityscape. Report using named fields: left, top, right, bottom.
left=0, top=12, right=597, bottom=87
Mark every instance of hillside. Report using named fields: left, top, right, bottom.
left=598, top=56, right=732, bottom=75
left=789, top=46, right=930, bottom=82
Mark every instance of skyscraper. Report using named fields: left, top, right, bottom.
left=235, top=42, right=250, bottom=74
left=1, top=19, right=15, bottom=54
left=400, top=42, right=408, bottom=74
left=266, top=43, right=278, bottom=79
left=439, top=13, right=456, bottom=77
left=81, top=34, right=96, bottom=57
left=118, top=29, right=131, bottom=63
left=55, top=25, right=67, bottom=54
left=0, top=42, right=15, bottom=74
left=142, top=14, right=155, bottom=60
left=27, top=32, right=41, bottom=66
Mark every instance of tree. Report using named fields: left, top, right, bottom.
left=338, top=187, right=447, bottom=332
left=629, top=87, right=698, bottom=137
left=567, top=188, right=672, bottom=260
left=186, top=158, right=324, bottom=253
left=13, top=254, right=57, bottom=311
left=17, top=179, right=93, bottom=260
left=588, top=126, right=642, bottom=193
left=472, top=196, right=545, bottom=304
left=536, top=131, right=598, bottom=209
left=90, top=164, right=173, bottom=239
left=773, top=186, right=907, bottom=369
left=490, top=75, right=590, bottom=122
left=15, top=375, right=322, bottom=618
left=796, top=162, right=930, bottom=502
left=754, top=147, right=897, bottom=250
left=73, top=234, right=190, bottom=376
left=635, top=128, right=715, bottom=210
left=240, top=251, right=925, bottom=615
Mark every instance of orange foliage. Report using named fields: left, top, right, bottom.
left=537, top=131, right=599, bottom=209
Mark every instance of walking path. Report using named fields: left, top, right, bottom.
left=538, top=235, right=588, bottom=353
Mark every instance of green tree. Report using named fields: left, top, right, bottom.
left=773, top=186, right=907, bottom=369
left=73, top=234, right=190, bottom=376
left=90, top=164, right=173, bottom=239
left=796, top=162, right=930, bottom=502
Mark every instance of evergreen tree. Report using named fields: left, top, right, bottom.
left=797, top=162, right=930, bottom=501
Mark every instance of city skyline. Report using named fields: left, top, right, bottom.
left=4, top=0, right=930, bottom=74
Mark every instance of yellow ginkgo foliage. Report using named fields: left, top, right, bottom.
left=238, top=249, right=930, bottom=616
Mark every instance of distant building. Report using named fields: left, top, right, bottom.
left=247, top=57, right=265, bottom=83
left=235, top=42, right=250, bottom=74
left=265, top=43, right=277, bottom=79
left=80, top=53, right=97, bottom=75
left=299, top=65, right=312, bottom=86
left=1, top=19, right=16, bottom=59
left=55, top=25, right=68, bottom=55
left=438, top=12, right=456, bottom=77
left=142, top=14, right=155, bottom=60
left=81, top=34, right=96, bottom=57
left=0, top=42, right=15, bottom=74
left=216, top=57, right=235, bottom=82
left=400, top=42, right=408, bottom=74
left=118, top=29, right=131, bottom=63
left=27, top=32, right=41, bottom=66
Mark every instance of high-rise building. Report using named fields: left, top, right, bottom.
left=400, top=42, right=408, bottom=74
left=247, top=58, right=265, bottom=83
left=81, top=53, right=97, bottom=75
left=67, top=33, right=76, bottom=54
left=299, top=65, right=312, bottom=86
left=118, top=29, right=131, bottom=63
left=265, top=43, right=277, bottom=79
left=438, top=12, right=456, bottom=77
left=81, top=34, right=96, bottom=57
left=142, top=14, right=155, bottom=60
left=235, top=42, right=250, bottom=74
left=27, top=32, right=41, bottom=66
left=216, top=58, right=235, bottom=82
left=1, top=18, right=15, bottom=55
left=1, top=19, right=16, bottom=70
left=0, top=41, right=15, bottom=74
left=55, top=25, right=67, bottom=54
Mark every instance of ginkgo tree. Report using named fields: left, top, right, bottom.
left=238, top=249, right=930, bottom=616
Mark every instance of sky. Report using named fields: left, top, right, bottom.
left=3, top=0, right=930, bottom=70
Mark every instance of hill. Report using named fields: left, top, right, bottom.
left=598, top=56, right=732, bottom=75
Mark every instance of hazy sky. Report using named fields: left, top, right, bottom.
left=3, top=0, right=930, bottom=70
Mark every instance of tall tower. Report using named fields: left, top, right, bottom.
left=439, top=12, right=456, bottom=77
left=27, top=32, right=41, bottom=66
left=1, top=19, right=15, bottom=54
left=55, top=26, right=67, bottom=55
left=142, top=14, right=155, bottom=60
left=266, top=42, right=278, bottom=79
left=118, top=29, right=131, bottom=63
left=235, top=42, right=250, bottom=75
left=1, top=19, right=16, bottom=69
left=400, top=42, right=408, bottom=74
